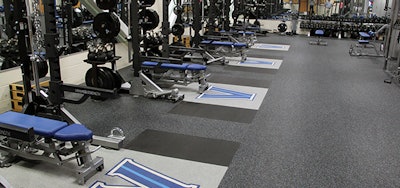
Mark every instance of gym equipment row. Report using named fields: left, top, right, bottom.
left=300, top=21, right=385, bottom=38
left=0, top=0, right=130, bottom=184
left=302, top=15, right=390, bottom=24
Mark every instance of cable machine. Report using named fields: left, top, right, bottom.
left=383, top=0, right=400, bottom=84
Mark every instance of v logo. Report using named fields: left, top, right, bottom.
left=197, top=86, right=256, bottom=100
left=90, top=158, right=199, bottom=188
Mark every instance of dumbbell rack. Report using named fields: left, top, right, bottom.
left=300, top=16, right=388, bottom=38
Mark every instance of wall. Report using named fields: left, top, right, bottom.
left=0, top=43, right=131, bottom=113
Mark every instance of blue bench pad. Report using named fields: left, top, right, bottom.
left=315, top=30, right=324, bottom=35
left=359, top=32, right=370, bottom=38
left=238, top=31, right=255, bottom=35
left=358, top=40, right=369, bottom=44
left=201, top=40, right=247, bottom=47
left=54, top=124, right=93, bottom=141
left=0, top=111, right=68, bottom=138
left=142, top=61, right=206, bottom=70
left=187, top=64, right=207, bottom=70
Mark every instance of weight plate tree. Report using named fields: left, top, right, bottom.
left=84, top=1, right=124, bottom=95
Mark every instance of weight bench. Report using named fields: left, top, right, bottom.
left=200, top=40, right=248, bottom=63
left=349, top=31, right=382, bottom=57
left=234, top=31, right=257, bottom=46
left=356, top=31, right=375, bottom=48
left=141, top=61, right=209, bottom=95
left=0, top=111, right=103, bottom=185
left=309, top=30, right=327, bottom=46
left=219, top=30, right=257, bottom=46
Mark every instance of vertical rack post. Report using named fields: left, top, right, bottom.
left=131, top=0, right=141, bottom=77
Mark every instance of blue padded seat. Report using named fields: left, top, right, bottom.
left=201, top=40, right=247, bottom=47
left=200, top=40, right=213, bottom=44
left=359, top=32, right=370, bottom=38
left=0, top=111, right=67, bottom=138
left=54, top=124, right=93, bottom=141
left=142, top=61, right=206, bottom=70
left=142, top=61, right=189, bottom=70
left=187, top=64, right=207, bottom=70
left=211, top=41, right=246, bottom=47
left=238, top=31, right=255, bottom=35
left=315, top=30, right=324, bottom=36
left=232, top=42, right=248, bottom=47
left=358, top=40, right=369, bottom=44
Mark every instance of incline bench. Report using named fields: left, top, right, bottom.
left=0, top=111, right=103, bottom=185
left=357, top=31, right=375, bottom=48
left=200, top=40, right=248, bottom=62
left=141, top=61, right=209, bottom=93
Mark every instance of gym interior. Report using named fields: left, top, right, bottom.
left=0, top=0, right=399, bottom=187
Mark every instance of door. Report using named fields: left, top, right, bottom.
left=299, top=0, right=308, bottom=13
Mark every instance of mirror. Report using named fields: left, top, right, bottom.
left=0, top=1, right=21, bottom=72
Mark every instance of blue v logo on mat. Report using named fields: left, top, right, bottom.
left=90, top=158, right=199, bottom=188
left=197, top=86, right=256, bottom=100
left=239, top=60, right=274, bottom=65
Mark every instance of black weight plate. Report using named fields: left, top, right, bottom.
left=171, top=24, right=184, bottom=36
left=173, top=6, right=183, bottom=15
left=139, top=9, right=160, bottom=31
left=112, top=72, right=123, bottom=90
left=85, top=67, right=113, bottom=89
left=96, top=0, right=117, bottom=10
left=93, top=12, right=120, bottom=39
left=99, top=67, right=115, bottom=89
left=102, top=67, right=122, bottom=90
left=278, top=23, right=287, bottom=32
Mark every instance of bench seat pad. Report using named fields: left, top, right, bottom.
left=54, top=124, right=93, bottom=141
left=0, top=111, right=68, bottom=137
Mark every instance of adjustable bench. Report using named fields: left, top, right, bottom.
left=0, top=111, right=104, bottom=185
left=349, top=31, right=381, bottom=56
left=200, top=40, right=247, bottom=48
left=238, top=31, right=255, bottom=35
left=309, top=30, right=327, bottom=46
left=200, top=40, right=248, bottom=63
left=141, top=61, right=209, bottom=94
left=356, top=31, right=375, bottom=47
left=218, top=30, right=257, bottom=46
left=142, top=61, right=207, bottom=71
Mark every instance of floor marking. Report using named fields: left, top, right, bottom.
left=90, top=182, right=138, bottom=188
left=175, top=83, right=268, bottom=110
left=251, top=43, right=290, bottom=51
left=239, top=60, right=274, bottom=65
left=197, top=86, right=256, bottom=100
left=225, top=57, right=282, bottom=69
left=91, top=158, right=199, bottom=188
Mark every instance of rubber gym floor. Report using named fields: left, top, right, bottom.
left=4, top=34, right=400, bottom=187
